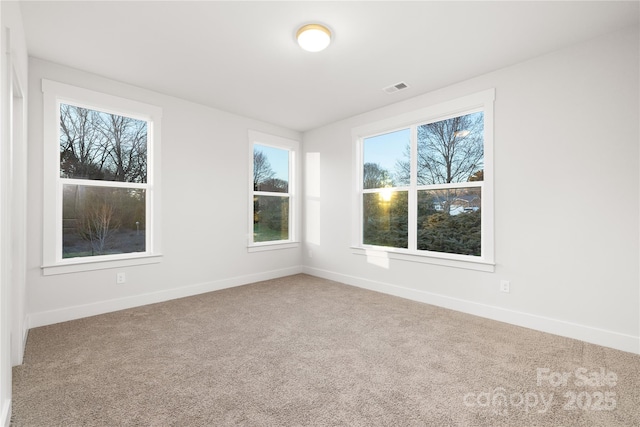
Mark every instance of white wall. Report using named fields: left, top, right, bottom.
left=0, top=1, right=29, bottom=425
left=302, top=26, right=640, bottom=354
left=20, top=22, right=640, bottom=367
left=26, top=58, right=303, bottom=328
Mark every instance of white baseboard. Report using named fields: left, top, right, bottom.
left=25, top=265, right=639, bottom=355
left=1, top=398, right=10, bottom=427
left=10, top=324, right=28, bottom=367
left=303, top=266, right=640, bottom=355
left=27, top=266, right=303, bottom=329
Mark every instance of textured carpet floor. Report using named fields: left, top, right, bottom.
left=11, top=274, right=640, bottom=426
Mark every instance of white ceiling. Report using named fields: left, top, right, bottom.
left=19, top=1, right=640, bottom=132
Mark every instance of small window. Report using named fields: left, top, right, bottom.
left=248, top=131, right=299, bottom=251
left=353, top=89, right=495, bottom=271
left=42, top=80, right=162, bottom=274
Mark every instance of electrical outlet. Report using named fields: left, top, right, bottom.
left=116, top=272, right=126, bottom=284
left=500, top=280, right=510, bottom=293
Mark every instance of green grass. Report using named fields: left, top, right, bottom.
left=253, top=224, right=287, bottom=242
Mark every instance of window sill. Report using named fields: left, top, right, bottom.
left=351, top=247, right=495, bottom=272
left=248, top=241, right=300, bottom=253
left=42, top=253, right=163, bottom=276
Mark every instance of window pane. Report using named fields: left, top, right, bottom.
left=60, top=104, right=148, bottom=183
left=62, top=185, right=146, bottom=258
left=253, top=195, right=289, bottom=242
left=417, top=112, right=484, bottom=185
left=363, top=190, right=408, bottom=248
left=417, top=187, right=481, bottom=256
left=363, top=129, right=410, bottom=189
left=254, top=144, right=289, bottom=193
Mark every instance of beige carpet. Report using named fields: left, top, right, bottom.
left=11, top=274, right=640, bottom=426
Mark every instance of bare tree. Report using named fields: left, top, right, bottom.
left=394, top=112, right=483, bottom=217
left=396, top=112, right=484, bottom=185
left=59, top=105, right=109, bottom=179
left=363, top=162, right=393, bottom=189
left=253, top=149, right=276, bottom=191
left=96, top=113, right=148, bottom=183
left=417, top=113, right=484, bottom=185
left=76, top=195, right=121, bottom=255
left=60, top=105, right=148, bottom=183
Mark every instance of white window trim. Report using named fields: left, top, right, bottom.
left=352, top=89, right=495, bottom=272
left=41, top=79, right=163, bottom=275
left=248, top=130, right=300, bottom=251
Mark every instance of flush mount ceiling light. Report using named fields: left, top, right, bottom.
left=296, top=24, right=332, bottom=52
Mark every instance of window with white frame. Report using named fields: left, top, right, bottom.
left=248, top=130, right=299, bottom=250
left=353, top=89, right=495, bottom=271
left=42, top=80, right=162, bottom=275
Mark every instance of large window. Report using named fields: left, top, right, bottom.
left=353, top=90, right=494, bottom=271
left=42, top=80, right=162, bottom=274
left=248, top=130, right=299, bottom=251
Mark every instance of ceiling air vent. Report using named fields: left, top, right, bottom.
left=383, top=81, right=409, bottom=94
